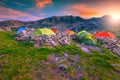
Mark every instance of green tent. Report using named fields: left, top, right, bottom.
left=34, top=28, right=55, bottom=36
left=77, top=30, right=97, bottom=45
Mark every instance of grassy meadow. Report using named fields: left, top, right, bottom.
left=0, top=32, right=120, bottom=80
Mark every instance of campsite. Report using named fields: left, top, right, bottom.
left=1, top=0, right=120, bottom=80
left=14, top=27, right=120, bottom=56
left=0, top=26, right=120, bottom=80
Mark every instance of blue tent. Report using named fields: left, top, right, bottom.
left=17, top=27, right=28, bottom=34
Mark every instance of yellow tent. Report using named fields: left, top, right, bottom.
left=34, top=28, right=55, bottom=36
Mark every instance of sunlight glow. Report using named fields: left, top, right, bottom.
left=111, top=15, right=120, bottom=22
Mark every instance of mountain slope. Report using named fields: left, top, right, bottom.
left=0, top=15, right=120, bottom=32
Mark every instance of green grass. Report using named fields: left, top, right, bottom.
left=0, top=32, right=120, bottom=80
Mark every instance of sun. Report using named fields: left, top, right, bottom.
left=111, top=15, right=120, bottom=21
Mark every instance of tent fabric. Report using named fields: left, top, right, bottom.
left=77, top=30, right=97, bottom=45
left=77, top=30, right=88, bottom=39
left=34, top=28, right=55, bottom=36
left=65, top=30, right=75, bottom=35
left=94, top=32, right=116, bottom=39
left=17, top=27, right=28, bottom=34
left=51, top=28, right=58, bottom=33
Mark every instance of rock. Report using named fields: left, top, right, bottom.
left=111, top=64, right=120, bottom=66
left=64, top=53, right=69, bottom=58
left=80, top=45, right=91, bottom=53
left=0, top=28, right=4, bottom=31
left=78, top=66, right=81, bottom=69
left=0, top=55, right=6, bottom=59
left=15, top=28, right=35, bottom=41
left=31, top=32, right=71, bottom=47
left=59, top=64, right=68, bottom=70
left=1, top=26, right=11, bottom=31
left=98, top=37, right=120, bottom=56
left=48, top=53, right=70, bottom=64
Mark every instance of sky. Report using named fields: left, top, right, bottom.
left=0, top=0, right=120, bottom=21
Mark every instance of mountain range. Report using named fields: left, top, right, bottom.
left=0, top=15, right=120, bottom=32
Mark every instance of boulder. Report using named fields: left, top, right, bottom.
left=15, top=30, right=71, bottom=47
left=98, top=38, right=120, bottom=56
left=31, top=32, right=71, bottom=47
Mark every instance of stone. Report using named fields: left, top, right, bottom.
left=98, top=37, right=120, bottom=56
left=32, top=32, right=71, bottom=47
left=59, top=64, right=68, bottom=70
left=15, top=30, right=71, bottom=47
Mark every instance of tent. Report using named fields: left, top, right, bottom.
left=77, top=30, right=97, bottom=45
left=33, top=28, right=55, bottom=36
left=51, top=28, right=58, bottom=33
left=65, top=30, right=75, bottom=35
left=17, top=27, right=28, bottom=34
left=94, top=32, right=116, bottom=39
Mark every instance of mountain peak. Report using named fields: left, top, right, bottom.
left=0, top=15, right=120, bottom=32
left=102, top=15, right=112, bottom=19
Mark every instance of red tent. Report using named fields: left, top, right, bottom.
left=51, top=28, right=58, bottom=33
left=94, top=32, right=116, bottom=39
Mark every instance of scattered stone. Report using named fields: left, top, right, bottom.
left=0, top=28, right=4, bottom=31
left=78, top=66, right=81, bottom=69
left=0, top=55, right=6, bottom=59
left=98, top=38, right=120, bottom=56
left=15, top=28, right=34, bottom=41
left=15, top=30, right=71, bottom=46
left=48, top=54, right=68, bottom=64
left=111, top=64, right=120, bottom=66
left=80, top=44, right=101, bottom=53
left=80, top=45, right=91, bottom=53
left=31, top=32, right=71, bottom=46
left=1, top=26, right=11, bottom=31
left=73, top=55, right=80, bottom=62
left=64, top=53, right=69, bottom=58
left=59, top=64, right=68, bottom=70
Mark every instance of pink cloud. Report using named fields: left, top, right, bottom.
left=35, top=0, right=53, bottom=8
left=64, top=4, right=102, bottom=18
left=0, top=7, right=40, bottom=21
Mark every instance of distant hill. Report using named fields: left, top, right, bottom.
left=0, top=15, right=120, bottom=32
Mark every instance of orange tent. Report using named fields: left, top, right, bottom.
left=51, top=28, right=58, bottom=33
left=94, top=32, right=116, bottom=39
left=65, top=30, right=75, bottom=35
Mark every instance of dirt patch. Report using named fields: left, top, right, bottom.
left=32, top=53, right=84, bottom=80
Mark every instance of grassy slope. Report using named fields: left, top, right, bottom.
left=0, top=32, right=120, bottom=80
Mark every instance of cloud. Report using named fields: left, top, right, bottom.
left=64, top=4, right=102, bottom=18
left=0, top=0, right=8, bottom=5
left=13, top=1, right=25, bottom=6
left=0, top=7, right=40, bottom=21
left=35, top=0, right=53, bottom=8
